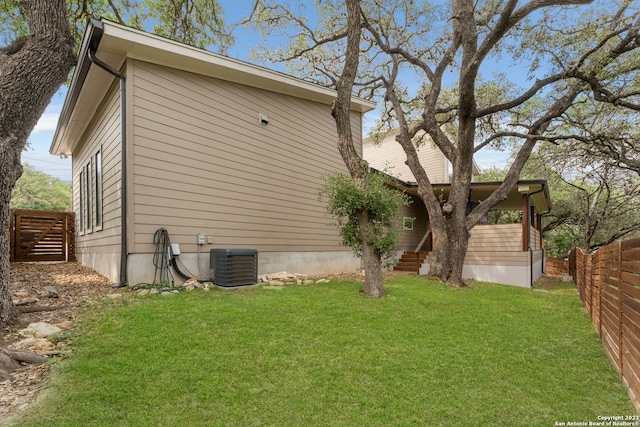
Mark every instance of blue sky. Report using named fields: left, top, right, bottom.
left=24, top=1, right=510, bottom=182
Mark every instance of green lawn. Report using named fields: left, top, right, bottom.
left=14, top=275, right=637, bottom=426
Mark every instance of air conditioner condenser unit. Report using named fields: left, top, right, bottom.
left=210, top=249, right=258, bottom=287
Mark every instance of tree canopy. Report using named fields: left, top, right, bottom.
left=10, top=164, right=72, bottom=212
left=0, top=0, right=232, bottom=325
left=1, top=0, right=234, bottom=52
left=251, top=0, right=640, bottom=286
left=525, top=144, right=640, bottom=256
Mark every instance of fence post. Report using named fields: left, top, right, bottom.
left=596, top=250, right=602, bottom=338
left=586, top=250, right=592, bottom=318
left=68, top=212, right=76, bottom=262
left=617, top=240, right=623, bottom=379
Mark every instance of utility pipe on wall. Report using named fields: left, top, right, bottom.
left=87, top=40, right=128, bottom=289
left=527, top=185, right=547, bottom=286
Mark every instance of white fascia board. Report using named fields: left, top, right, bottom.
left=102, top=21, right=376, bottom=112
left=50, top=19, right=376, bottom=156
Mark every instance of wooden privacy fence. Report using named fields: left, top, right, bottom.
left=10, top=209, right=75, bottom=262
left=545, top=256, right=569, bottom=276
left=571, top=239, right=640, bottom=411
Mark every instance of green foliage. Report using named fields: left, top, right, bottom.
left=475, top=165, right=507, bottom=182
left=547, top=232, right=576, bottom=258
left=142, top=0, right=233, bottom=51
left=0, top=0, right=26, bottom=45
left=472, top=166, right=521, bottom=225
left=523, top=148, right=640, bottom=255
left=10, top=164, right=71, bottom=211
left=0, top=0, right=233, bottom=53
left=319, top=171, right=409, bottom=259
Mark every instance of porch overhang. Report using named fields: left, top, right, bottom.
left=388, top=178, right=551, bottom=214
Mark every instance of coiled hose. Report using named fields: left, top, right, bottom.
left=153, top=227, right=214, bottom=282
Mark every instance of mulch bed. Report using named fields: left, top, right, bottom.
left=1, top=262, right=114, bottom=421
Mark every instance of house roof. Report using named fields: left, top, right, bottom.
left=387, top=175, right=552, bottom=214
left=50, top=18, right=377, bottom=156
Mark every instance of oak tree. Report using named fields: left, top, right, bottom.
left=0, top=0, right=232, bottom=326
left=10, top=164, right=72, bottom=211
left=252, top=0, right=640, bottom=287
left=0, top=0, right=75, bottom=326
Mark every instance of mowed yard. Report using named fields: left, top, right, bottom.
left=13, top=275, right=637, bottom=426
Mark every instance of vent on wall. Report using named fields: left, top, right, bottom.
left=210, top=249, right=258, bottom=287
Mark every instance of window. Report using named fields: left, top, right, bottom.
left=403, top=217, right=415, bottom=231
left=79, top=170, right=85, bottom=233
left=95, top=150, right=102, bottom=229
left=85, top=161, right=92, bottom=232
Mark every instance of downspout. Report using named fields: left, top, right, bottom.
left=538, top=206, right=551, bottom=276
left=527, top=184, right=546, bottom=287
left=87, top=44, right=128, bottom=289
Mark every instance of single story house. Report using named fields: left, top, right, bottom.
left=364, top=131, right=551, bottom=288
left=50, top=18, right=375, bottom=287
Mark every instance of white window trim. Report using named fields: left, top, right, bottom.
left=85, top=161, right=92, bottom=233
left=79, top=169, right=85, bottom=235
left=94, top=149, right=103, bottom=231
left=403, top=217, right=415, bottom=231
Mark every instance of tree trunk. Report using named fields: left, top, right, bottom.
left=330, top=0, right=385, bottom=297
left=0, top=0, right=76, bottom=327
left=439, top=215, right=470, bottom=287
left=583, top=182, right=603, bottom=251
left=0, top=155, right=21, bottom=325
left=357, top=210, right=384, bottom=297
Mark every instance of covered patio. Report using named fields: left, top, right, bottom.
left=394, top=179, right=551, bottom=287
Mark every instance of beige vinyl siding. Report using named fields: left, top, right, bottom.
left=531, top=228, right=541, bottom=250
left=533, top=249, right=543, bottom=262
left=363, top=131, right=448, bottom=183
left=71, top=80, right=123, bottom=258
left=398, top=195, right=429, bottom=251
left=130, top=59, right=360, bottom=253
left=465, top=224, right=529, bottom=266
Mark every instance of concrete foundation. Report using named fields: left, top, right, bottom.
left=77, top=252, right=121, bottom=285
left=122, top=250, right=360, bottom=286
left=419, top=258, right=544, bottom=288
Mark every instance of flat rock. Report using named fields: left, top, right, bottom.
left=54, top=321, right=73, bottom=330
left=13, top=297, right=39, bottom=306
left=12, top=291, right=30, bottom=299
left=11, top=338, right=54, bottom=353
left=22, top=322, right=62, bottom=338
left=37, top=286, right=58, bottom=299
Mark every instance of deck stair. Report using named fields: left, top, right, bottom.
left=393, top=251, right=429, bottom=273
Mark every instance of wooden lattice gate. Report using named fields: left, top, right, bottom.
left=10, top=209, right=75, bottom=262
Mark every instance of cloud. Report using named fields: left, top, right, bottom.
left=32, top=111, right=61, bottom=134
left=21, top=150, right=71, bottom=182
left=474, top=149, right=510, bottom=170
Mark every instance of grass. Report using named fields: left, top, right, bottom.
left=14, top=275, right=637, bottom=426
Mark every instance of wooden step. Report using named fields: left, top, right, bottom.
left=393, top=251, right=429, bottom=273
